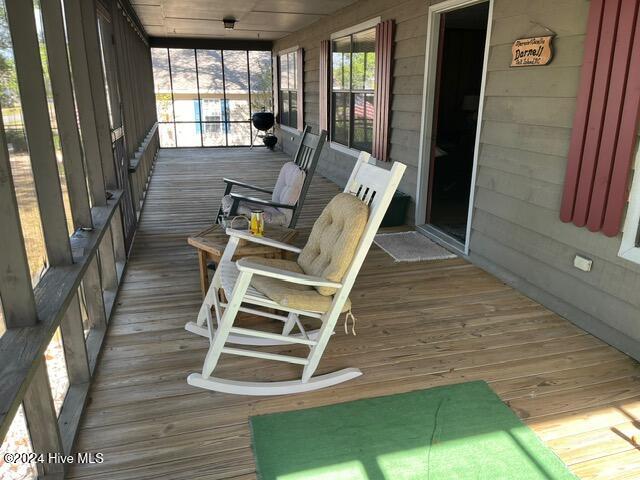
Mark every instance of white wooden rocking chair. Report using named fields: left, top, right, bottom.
left=186, top=152, right=406, bottom=395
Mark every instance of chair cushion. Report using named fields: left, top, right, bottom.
left=221, top=195, right=289, bottom=226
left=249, top=258, right=351, bottom=313
left=272, top=161, right=306, bottom=207
left=298, top=193, right=369, bottom=296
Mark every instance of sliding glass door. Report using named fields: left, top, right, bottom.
left=151, top=47, right=272, bottom=148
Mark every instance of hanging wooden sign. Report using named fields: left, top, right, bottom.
left=511, top=35, right=554, bottom=67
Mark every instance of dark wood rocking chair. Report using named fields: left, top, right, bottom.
left=216, top=125, right=327, bottom=229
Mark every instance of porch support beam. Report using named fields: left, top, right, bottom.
left=0, top=114, right=37, bottom=328
left=40, top=0, right=93, bottom=230
left=5, top=0, right=72, bottom=267
left=64, top=0, right=107, bottom=206
left=80, top=0, right=118, bottom=192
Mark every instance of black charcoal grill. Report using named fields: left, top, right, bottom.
left=251, top=112, right=277, bottom=149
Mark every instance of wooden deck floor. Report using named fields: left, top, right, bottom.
left=70, top=148, right=640, bottom=480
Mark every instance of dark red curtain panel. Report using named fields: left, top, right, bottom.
left=296, top=47, right=304, bottom=129
left=560, top=0, right=640, bottom=236
left=373, top=20, right=395, bottom=161
left=319, top=40, right=330, bottom=133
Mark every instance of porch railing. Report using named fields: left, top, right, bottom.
left=129, top=123, right=159, bottom=221
left=0, top=0, right=158, bottom=476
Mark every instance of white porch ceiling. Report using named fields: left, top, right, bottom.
left=130, top=0, right=359, bottom=40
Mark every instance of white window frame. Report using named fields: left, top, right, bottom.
left=277, top=45, right=300, bottom=131
left=619, top=145, right=640, bottom=264
left=328, top=17, right=381, bottom=156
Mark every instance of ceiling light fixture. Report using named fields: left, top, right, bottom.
left=223, top=17, right=236, bottom=29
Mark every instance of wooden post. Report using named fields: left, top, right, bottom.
left=0, top=114, right=37, bottom=328
left=40, top=0, right=93, bottom=230
left=59, top=296, right=91, bottom=385
left=22, top=359, right=65, bottom=477
left=64, top=0, right=107, bottom=207
left=98, top=228, right=119, bottom=296
left=84, top=256, right=107, bottom=331
left=111, top=0, right=138, bottom=159
left=5, top=0, right=72, bottom=267
left=80, top=0, right=118, bottom=192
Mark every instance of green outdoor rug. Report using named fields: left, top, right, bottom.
left=250, top=381, right=578, bottom=480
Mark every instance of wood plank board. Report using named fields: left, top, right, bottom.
left=69, top=147, right=640, bottom=479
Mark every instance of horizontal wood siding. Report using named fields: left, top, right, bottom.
left=472, top=0, right=640, bottom=358
left=273, top=0, right=430, bottom=221
left=274, top=0, right=640, bottom=357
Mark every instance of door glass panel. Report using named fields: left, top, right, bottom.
left=169, top=49, right=199, bottom=122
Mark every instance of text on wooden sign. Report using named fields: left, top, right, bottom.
left=511, top=35, right=554, bottom=67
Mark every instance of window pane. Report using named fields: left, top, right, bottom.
left=169, top=49, right=199, bottom=122
left=223, top=50, right=250, bottom=122
left=280, top=53, right=288, bottom=91
left=197, top=50, right=225, bottom=123
left=353, top=93, right=374, bottom=152
left=332, top=36, right=351, bottom=90
left=227, top=122, right=251, bottom=146
left=249, top=51, right=272, bottom=113
left=290, top=91, right=297, bottom=129
left=0, top=1, right=48, bottom=285
left=44, top=327, right=69, bottom=416
left=176, top=122, right=201, bottom=147
left=353, top=28, right=375, bottom=91
left=200, top=98, right=224, bottom=123
left=280, top=93, right=289, bottom=127
left=158, top=123, right=176, bottom=147
left=0, top=405, right=37, bottom=480
left=288, top=51, right=296, bottom=90
left=203, top=122, right=226, bottom=146
left=332, top=92, right=350, bottom=146
left=152, top=48, right=174, bottom=122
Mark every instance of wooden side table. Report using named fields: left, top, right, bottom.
left=188, top=224, right=298, bottom=298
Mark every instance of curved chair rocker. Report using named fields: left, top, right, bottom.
left=187, top=152, right=406, bottom=395
left=216, top=125, right=327, bottom=229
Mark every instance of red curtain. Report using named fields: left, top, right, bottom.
left=560, top=0, right=640, bottom=236
left=372, top=19, right=395, bottom=161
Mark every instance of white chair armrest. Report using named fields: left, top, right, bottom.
left=237, top=257, right=342, bottom=289
left=226, top=229, right=302, bottom=254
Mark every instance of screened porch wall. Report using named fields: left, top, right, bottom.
left=151, top=47, right=273, bottom=148
left=0, top=0, right=158, bottom=475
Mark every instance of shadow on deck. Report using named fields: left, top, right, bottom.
left=70, top=147, right=640, bottom=479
